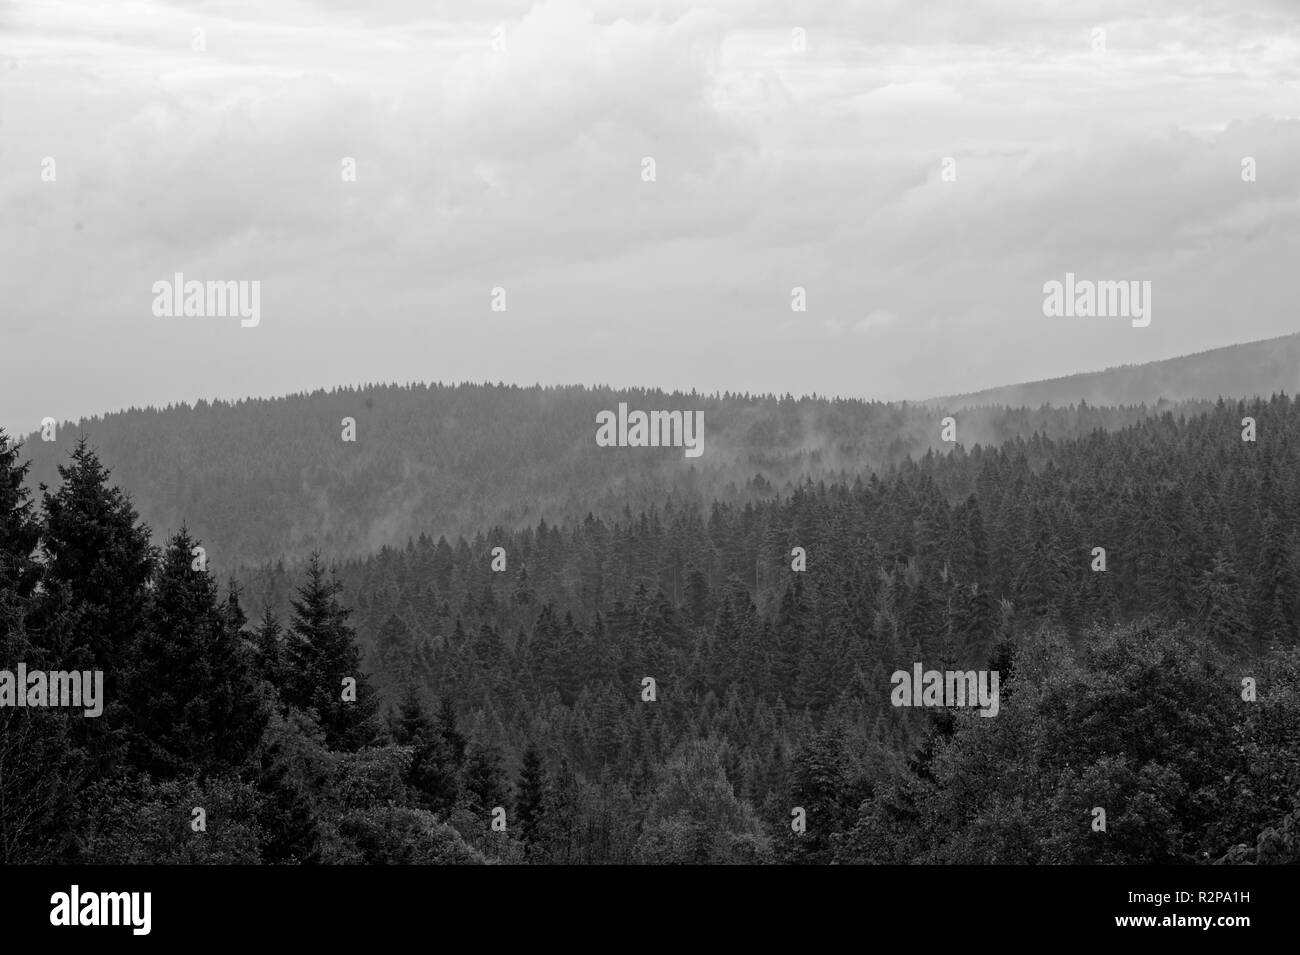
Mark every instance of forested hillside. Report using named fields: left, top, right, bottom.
left=238, top=393, right=1300, bottom=863
left=934, top=332, right=1300, bottom=410
left=15, top=383, right=1211, bottom=568
left=4, top=393, right=1298, bottom=865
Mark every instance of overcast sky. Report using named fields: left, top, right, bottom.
left=2, top=0, right=1299, bottom=433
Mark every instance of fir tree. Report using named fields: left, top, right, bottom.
left=0, top=431, right=40, bottom=605
left=389, top=686, right=460, bottom=814
left=463, top=738, right=507, bottom=815
left=285, top=553, right=379, bottom=750
left=126, top=529, right=268, bottom=777
left=39, top=438, right=155, bottom=671
left=514, top=743, right=548, bottom=856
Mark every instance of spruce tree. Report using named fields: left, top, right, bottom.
left=285, top=553, right=379, bottom=750
left=463, top=738, right=508, bottom=814
left=515, top=743, right=548, bottom=857
left=437, top=697, right=467, bottom=767
left=0, top=431, right=81, bottom=863
left=253, top=607, right=286, bottom=696
left=126, top=529, right=268, bottom=777
left=1200, top=552, right=1251, bottom=653
left=0, top=431, right=40, bottom=606
left=1255, top=513, right=1297, bottom=647
left=389, top=686, right=460, bottom=813
left=39, top=438, right=155, bottom=671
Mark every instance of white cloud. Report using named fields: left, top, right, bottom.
left=2, top=0, right=1299, bottom=429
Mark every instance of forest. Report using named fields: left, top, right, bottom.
left=2, top=391, right=1298, bottom=864
left=16, top=383, right=1215, bottom=567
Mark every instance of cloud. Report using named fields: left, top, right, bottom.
left=2, top=0, right=1299, bottom=429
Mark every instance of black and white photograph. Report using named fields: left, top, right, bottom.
left=0, top=0, right=1294, bottom=937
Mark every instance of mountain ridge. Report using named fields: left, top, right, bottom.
left=926, top=332, right=1300, bottom=409
left=10, top=333, right=1294, bottom=569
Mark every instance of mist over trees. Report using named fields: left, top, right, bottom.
left=15, top=382, right=1214, bottom=568
left=2, top=392, right=1299, bottom=864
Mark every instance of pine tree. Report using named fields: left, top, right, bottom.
left=683, top=568, right=713, bottom=628
left=125, top=529, right=268, bottom=777
left=955, top=582, right=996, bottom=666
left=373, top=614, right=416, bottom=697
left=785, top=721, right=859, bottom=864
left=1255, top=513, right=1297, bottom=647
left=515, top=743, right=548, bottom=857
left=285, top=553, right=379, bottom=750
left=39, top=438, right=155, bottom=671
left=1200, top=552, right=1251, bottom=653
left=222, top=578, right=249, bottom=634
left=772, top=581, right=805, bottom=699
left=463, top=738, right=507, bottom=814
left=0, top=431, right=82, bottom=863
left=253, top=607, right=286, bottom=695
left=388, top=686, right=460, bottom=814
left=0, top=431, right=40, bottom=606
left=436, top=697, right=467, bottom=767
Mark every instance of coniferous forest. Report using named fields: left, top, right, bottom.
left=14, top=383, right=1219, bottom=568
left=3, top=390, right=1299, bottom=865
left=7, top=1, right=1298, bottom=940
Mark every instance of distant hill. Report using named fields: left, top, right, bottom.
left=7, top=382, right=1192, bottom=570
left=929, top=333, right=1300, bottom=409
